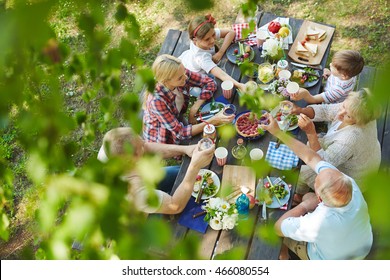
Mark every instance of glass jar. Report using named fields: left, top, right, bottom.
left=203, top=124, right=216, bottom=142
left=232, top=138, right=247, bottom=160
left=276, top=59, right=289, bottom=77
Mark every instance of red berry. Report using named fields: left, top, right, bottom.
left=234, top=49, right=238, bottom=54
left=265, top=182, right=270, bottom=188
left=244, top=53, right=250, bottom=58
left=277, top=116, right=281, bottom=121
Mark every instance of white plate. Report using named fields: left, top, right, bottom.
left=257, top=177, right=290, bottom=208
left=271, top=105, right=299, bottom=131
left=192, top=169, right=221, bottom=200
left=200, top=101, right=225, bottom=115
left=199, top=102, right=226, bottom=126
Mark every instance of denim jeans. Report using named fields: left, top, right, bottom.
left=157, top=165, right=180, bottom=194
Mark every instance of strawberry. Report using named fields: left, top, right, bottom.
left=265, top=182, right=270, bottom=188
left=277, top=116, right=282, bottom=121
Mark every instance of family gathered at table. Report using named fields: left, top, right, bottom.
left=97, top=13, right=381, bottom=260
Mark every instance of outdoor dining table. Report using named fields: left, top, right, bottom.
left=154, top=12, right=335, bottom=260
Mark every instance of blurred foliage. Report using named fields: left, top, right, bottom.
left=0, top=0, right=389, bottom=260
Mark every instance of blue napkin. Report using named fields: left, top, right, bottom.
left=265, top=141, right=299, bottom=170
left=178, top=198, right=208, bottom=234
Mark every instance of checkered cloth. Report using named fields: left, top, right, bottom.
left=232, top=23, right=257, bottom=46
left=265, top=141, right=299, bottom=170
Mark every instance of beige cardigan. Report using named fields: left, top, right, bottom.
left=298, top=103, right=381, bottom=193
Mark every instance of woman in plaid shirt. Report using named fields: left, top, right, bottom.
left=143, top=54, right=234, bottom=144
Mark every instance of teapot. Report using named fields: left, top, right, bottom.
left=257, top=62, right=275, bottom=84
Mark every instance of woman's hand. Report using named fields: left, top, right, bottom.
left=236, top=82, right=246, bottom=93
left=298, top=113, right=316, bottom=135
left=259, top=113, right=281, bottom=136
left=291, top=103, right=302, bottom=115
left=289, top=88, right=308, bottom=101
left=209, top=110, right=235, bottom=126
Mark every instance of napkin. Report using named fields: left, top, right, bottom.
left=265, top=141, right=299, bottom=170
left=178, top=198, right=208, bottom=234
left=232, top=23, right=257, bottom=46
left=258, top=17, right=293, bottom=49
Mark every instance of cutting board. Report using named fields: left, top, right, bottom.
left=221, top=165, right=256, bottom=203
left=288, top=20, right=335, bottom=65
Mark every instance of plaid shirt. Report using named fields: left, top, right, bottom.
left=143, top=69, right=216, bottom=144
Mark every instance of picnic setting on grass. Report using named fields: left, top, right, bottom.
left=97, top=10, right=384, bottom=261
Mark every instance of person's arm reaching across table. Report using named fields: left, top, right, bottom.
left=259, top=113, right=323, bottom=235
left=157, top=141, right=215, bottom=214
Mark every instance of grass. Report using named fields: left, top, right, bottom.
left=1, top=0, right=389, bottom=259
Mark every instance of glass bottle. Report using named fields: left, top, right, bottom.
left=236, top=193, right=250, bottom=219
left=232, top=138, right=247, bottom=160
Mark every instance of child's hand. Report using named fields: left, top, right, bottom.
left=322, top=68, right=331, bottom=79
left=289, top=88, right=307, bottom=101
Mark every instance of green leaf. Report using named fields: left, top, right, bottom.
left=115, top=3, right=128, bottom=22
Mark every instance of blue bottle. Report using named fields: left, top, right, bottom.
left=236, top=193, right=249, bottom=219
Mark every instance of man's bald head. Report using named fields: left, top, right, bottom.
left=314, top=169, right=353, bottom=207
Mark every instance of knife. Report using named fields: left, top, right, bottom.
left=291, top=62, right=323, bottom=70
left=195, top=180, right=208, bottom=203
left=195, top=108, right=221, bottom=117
left=262, top=201, right=267, bottom=221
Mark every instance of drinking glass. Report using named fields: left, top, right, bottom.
left=280, top=100, right=293, bottom=117
left=223, top=104, right=237, bottom=116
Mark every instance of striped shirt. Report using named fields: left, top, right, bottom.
left=143, top=69, right=216, bottom=144
left=320, top=74, right=357, bottom=103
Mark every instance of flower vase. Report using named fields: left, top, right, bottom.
left=268, top=48, right=285, bottom=64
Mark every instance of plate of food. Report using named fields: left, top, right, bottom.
left=291, top=67, right=320, bottom=88
left=234, top=110, right=268, bottom=139
left=196, top=101, right=226, bottom=124
left=271, top=105, right=299, bottom=131
left=256, top=176, right=290, bottom=208
left=192, top=169, right=221, bottom=200
left=227, top=42, right=255, bottom=65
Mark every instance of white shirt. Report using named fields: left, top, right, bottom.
left=281, top=161, right=373, bottom=259
left=178, top=28, right=221, bottom=74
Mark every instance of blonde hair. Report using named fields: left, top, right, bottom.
left=102, top=127, right=139, bottom=157
left=332, top=50, right=364, bottom=78
left=188, top=15, right=215, bottom=40
left=152, top=54, right=182, bottom=84
left=346, top=88, right=380, bottom=126
left=316, top=171, right=353, bottom=207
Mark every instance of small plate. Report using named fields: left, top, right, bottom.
left=267, top=23, right=293, bottom=38
left=257, top=177, right=291, bottom=208
left=192, top=169, right=221, bottom=200
left=226, top=43, right=255, bottom=65
left=291, top=67, right=320, bottom=88
left=271, top=105, right=299, bottom=131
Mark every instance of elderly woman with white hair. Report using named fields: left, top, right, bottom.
left=291, top=88, right=381, bottom=202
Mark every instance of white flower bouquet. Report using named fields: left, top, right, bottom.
left=261, top=38, right=284, bottom=62
left=268, top=77, right=290, bottom=98
left=202, top=197, right=238, bottom=231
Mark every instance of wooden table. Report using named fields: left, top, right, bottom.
left=154, top=12, right=335, bottom=260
